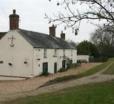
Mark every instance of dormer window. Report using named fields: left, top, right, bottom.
left=44, top=49, right=47, bottom=58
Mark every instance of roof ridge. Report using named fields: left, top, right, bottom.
left=19, top=29, right=49, bottom=36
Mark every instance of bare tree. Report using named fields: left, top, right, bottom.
left=47, top=0, right=114, bottom=35
left=91, top=25, right=114, bottom=57
left=91, top=25, right=114, bottom=46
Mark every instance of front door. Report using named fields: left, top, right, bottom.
left=43, top=62, right=48, bottom=75
left=62, top=60, right=66, bottom=69
left=54, top=63, right=57, bottom=73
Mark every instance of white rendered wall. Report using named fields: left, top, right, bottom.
left=0, top=30, right=34, bottom=77
left=57, top=49, right=64, bottom=70
left=33, top=48, right=59, bottom=75
left=72, top=49, right=77, bottom=63
left=0, top=30, right=78, bottom=78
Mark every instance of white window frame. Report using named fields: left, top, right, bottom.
left=63, top=49, right=65, bottom=57
left=54, top=49, right=57, bottom=57
left=44, top=49, right=47, bottom=58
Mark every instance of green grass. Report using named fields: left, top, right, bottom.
left=5, top=81, right=114, bottom=104
left=108, top=57, right=114, bottom=61
left=40, top=61, right=111, bottom=87
left=77, top=61, right=110, bottom=77
left=103, top=62, right=114, bottom=74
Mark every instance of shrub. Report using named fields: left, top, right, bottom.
left=40, top=72, right=50, bottom=76
left=89, top=57, right=108, bottom=62
left=58, top=68, right=67, bottom=72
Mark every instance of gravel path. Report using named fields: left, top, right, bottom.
left=0, top=63, right=114, bottom=103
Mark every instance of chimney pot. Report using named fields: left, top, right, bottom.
left=49, top=25, right=56, bottom=37
left=13, top=9, right=16, bottom=14
left=61, top=31, right=65, bottom=40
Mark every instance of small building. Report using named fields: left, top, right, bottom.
left=77, top=55, right=89, bottom=63
left=0, top=10, right=77, bottom=78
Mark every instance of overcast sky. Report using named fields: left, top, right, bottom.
left=0, top=0, right=97, bottom=43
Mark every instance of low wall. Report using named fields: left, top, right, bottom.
left=77, top=55, right=89, bottom=62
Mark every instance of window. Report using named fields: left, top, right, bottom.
left=44, top=49, right=47, bottom=58
left=71, top=50, right=73, bottom=56
left=63, top=49, right=65, bottom=57
left=8, top=63, right=13, bottom=66
left=54, top=49, right=57, bottom=57
left=24, top=61, right=28, bottom=64
left=24, top=58, right=29, bottom=64
left=0, top=61, right=3, bottom=64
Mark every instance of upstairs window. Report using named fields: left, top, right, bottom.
left=44, top=49, right=47, bottom=58
left=63, top=49, right=65, bottom=57
left=71, top=50, right=73, bottom=56
left=54, top=49, right=57, bottom=57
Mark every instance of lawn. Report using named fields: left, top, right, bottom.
left=103, top=62, right=114, bottom=74
left=76, top=61, right=110, bottom=77
left=108, top=57, right=114, bottom=61
left=5, top=80, right=114, bottom=104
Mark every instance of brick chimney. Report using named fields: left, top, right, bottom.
left=49, top=25, right=56, bottom=37
left=9, top=9, right=19, bottom=30
left=61, top=31, right=65, bottom=40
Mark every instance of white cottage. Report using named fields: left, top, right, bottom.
left=0, top=10, right=77, bottom=78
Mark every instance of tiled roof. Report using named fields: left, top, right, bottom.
left=18, top=29, right=75, bottom=49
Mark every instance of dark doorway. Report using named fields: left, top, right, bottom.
left=67, top=60, right=73, bottom=69
left=43, top=62, right=48, bottom=75
left=62, top=60, right=66, bottom=69
left=70, top=60, right=73, bottom=64
left=54, top=63, right=57, bottom=73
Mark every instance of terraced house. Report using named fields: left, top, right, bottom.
left=0, top=10, right=77, bottom=78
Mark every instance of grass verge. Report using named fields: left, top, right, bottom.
left=5, top=80, right=114, bottom=104
left=103, top=62, right=114, bottom=74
